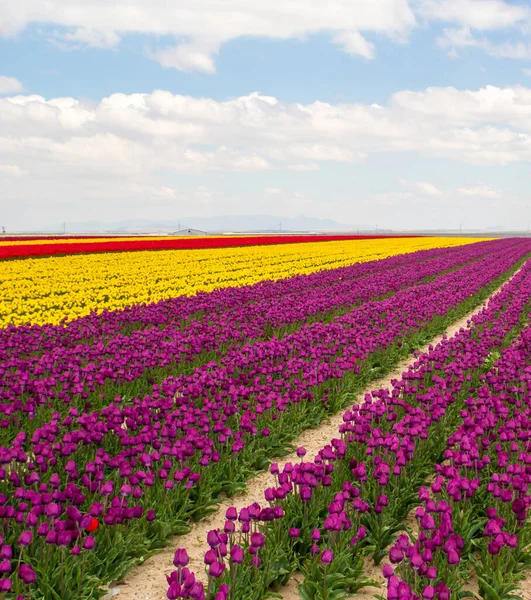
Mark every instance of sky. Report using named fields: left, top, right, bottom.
left=2, top=0, right=531, bottom=231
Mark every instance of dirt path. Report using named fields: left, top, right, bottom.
left=108, top=272, right=522, bottom=600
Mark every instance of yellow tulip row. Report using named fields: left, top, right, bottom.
left=0, top=237, right=489, bottom=327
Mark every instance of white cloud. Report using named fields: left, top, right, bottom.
left=390, top=85, right=531, bottom=132
left=0, top=75, right=23, bottom=95
left=5, top=84, right=531, bottom=229
left=421, top=1, right=531, bottom=62
left=0, top=0, right=415, bottom=71
left=332, top=31, right=376, bottom=60
left=398, top=178, right=443, bottom=197
left=150, top=42, right=218, bottom=74
left=0, top=164, right=27, bottom=177
left=457, top=183, right=501, bottom=197
left=51, top=27, right=120, bottom=50
left=5, top=85, right=531, bottom=187
left=437, top=27, right=531, bottom=60
left=287, top=163, right=320, bottom=171
left=399, top=178, right=443, bottom=196
left=417, top=182, right=442, bottom=196
left=523, top=68, right=531, bottom=76
left=370, top=191, right=415, bottom=207
left=418, top=0, right=530, bottom=31
left=155, top=186, right=178, bottom=199
left=0, top=86, right=531, bottom=231
left=3, top=0, right=530, bottom=72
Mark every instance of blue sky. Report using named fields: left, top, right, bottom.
left=2, top=23, right=530, bottom=104
left=2, top=0, right=531, bottom=231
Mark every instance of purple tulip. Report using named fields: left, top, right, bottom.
left=207, top=530, right=221, bottom=548
left=447, top=548, right=460, bottom=565
left=190, top=582, right=205, bottom=599
left=289, top=528, right=300, bottom=538
left=0, top=561, right=10, bottom=574
left=487, top=541, right=501, bottom=555
left=17, top=531, right=32, bottom=547
left=100, top=482, right=114, bottom=496
left=208, top=562, right=225, bottom=578
left=83, top=536, right=95, bottom=550
left=18, top=564, right=36, bottom=585
left=225, top=507, right=237, bottom=521
left=250, top=532, right=265, bottom=548
left=45, top=503, right=62, bottom=519
left=230, top=544, right=244, bottom=564
left=250, top=556, right=261, bottom=568
left=389, top=547, right=403, bottom=564
left=382, top=564, right=394, bottom=579
left=173, top=549, right=189, bottom=567
left=167, top=581, right=181, bottom=600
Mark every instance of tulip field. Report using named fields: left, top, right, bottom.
left=1, top=235, right=531, bottom=600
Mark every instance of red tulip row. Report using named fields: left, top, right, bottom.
left=0, top=236, right=122, bottom=242
left=0, top=235, right=420, bottom=259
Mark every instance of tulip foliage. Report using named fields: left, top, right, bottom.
left=0, top=238, right=529, bottom=599
left=173, top=244, right=531, bottom=600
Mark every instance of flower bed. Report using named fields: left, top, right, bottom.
left=0, top=235, right=421, bottom=259
left=0, top=237, right=485, bottom=326
left=0, top=240, right=507, bottom=439
left=0, top=242, right=527, bottom=598
left=385, top=317, right=531, bottom=600
left=172, top=252, right=531, bottom=600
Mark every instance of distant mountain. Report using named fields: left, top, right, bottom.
left=59, top=215, right=375, bottom=233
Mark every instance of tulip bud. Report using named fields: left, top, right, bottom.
left=83, top=536, right=95, bottom=550
left=18, top=564, right=36, bottom=585
left=382, top=564, right=394, bottom=579
left=208, top=561, right=225, bottom=578
left=250, top=532, right=265, bottom=548
left=230, top=545, right=244, bottom=564
left=173, top=548, right=189, bottom=568
left=225, top=507, right=237, bottom=521
left=17, top=531, right=32, bottom=547
left=289, top=528, right=300, bottom=539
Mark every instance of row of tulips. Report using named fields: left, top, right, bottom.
left=0, top=242, right=528, bottom=598
left=2, top=240, right=498, bottom=356
left=2, top=239, right=478, bottom=328
left=0, top=241, right=510, bottom=441
left=385, top=314, right=531, bottom=600
left=0, top=236, right=124, bottom=243
left=0, top=235, right=408, bottom=260
left=169, top=252, right=531, bottom=600
left=2, top=240, right=500, bottom=375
